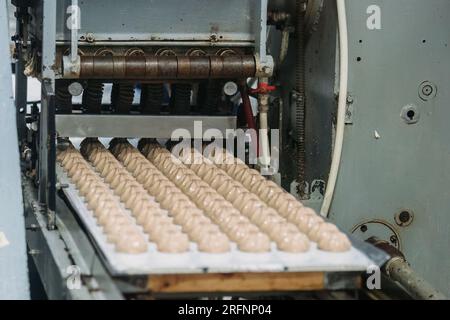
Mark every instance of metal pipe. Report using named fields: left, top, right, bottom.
left=258, top=77, right=271, bottom=168
left=56, top=40, right=255, bottom=47
left=267, top=11, right=292, bottom=68
left=386, top=258, right=447, bottom=300
left=368, top=238, right=447, bottom=300
left=64, top=55, right=256, bottom=80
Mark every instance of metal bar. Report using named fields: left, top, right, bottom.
left=38, top=91, right=47, bottom=205
left=39, top=0, right=57, bottom=228
left=55, top=115, right=237, bottom=139
left=56, top=40, right=255, bottom=47
left=66, top=55, right=256, bottom=79
left=254, top=0, right=268, bottom=63
left=41, top=0, right=56, bottom=82
left=14, top=6, right=28, bottom=144
left=46, top=82, right=56, bottom=229
left=386, top=258, right=447, bottom=300
left=39, top=81, right=57, bottom=229
left=70, top=0, right=79, bottom=64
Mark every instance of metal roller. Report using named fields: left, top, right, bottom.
left=65, top=55, right=257, bottom=79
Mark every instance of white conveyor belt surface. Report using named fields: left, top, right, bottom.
left=57, top=164, right=378, bottom=276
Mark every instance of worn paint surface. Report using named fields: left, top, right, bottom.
left=330, top=0, right=450, bottom=296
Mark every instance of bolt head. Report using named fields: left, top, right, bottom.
left=418, top=81, right=437, bottom=101
left=395, top=210, right=414, bottom=227
left=68, top=82, right=84, bottom=96
left=422, top=85, right=433, bottom=96
left=86, top=33, right=95, bottom=43
left=399, top=211, right=410, bottom=223
left=223, top=81, right=238, bottom=96
left=210, top=34, right=218, bottom=42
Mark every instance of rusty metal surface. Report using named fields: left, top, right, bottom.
left=74, top=55, right=256, bottom=80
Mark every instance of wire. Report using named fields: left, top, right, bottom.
left=320, top=0, right=348, bottom=217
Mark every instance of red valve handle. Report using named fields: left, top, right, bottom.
left=249, top=83, right=276, bottom=95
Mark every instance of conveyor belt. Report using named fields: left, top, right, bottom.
left=56, top=139, right=377, bottom=275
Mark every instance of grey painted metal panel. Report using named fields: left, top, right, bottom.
left=55, top=0, right=257, bottom=43
left=330, top=0, right=450, bottom=296
left=56, top=115, right=237, bottom=138
left=0, top=2, right=29, bottom=300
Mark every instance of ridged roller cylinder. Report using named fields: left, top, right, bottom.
left=68, top=55, right=256, bottom=79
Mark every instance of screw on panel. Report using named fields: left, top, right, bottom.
left=418, top=81, right=437, bottom=101
left=86, top=33, right=95, bottom=43
left=68, top=82, right=84, bottom=97
left=390, top=235, right=398, bottom=245
left=210, top=34, right=218, bottom=42
left=422, top=85, right=433, bottom=96
left=345, top=95, right=354, bottom=124
left=395, top=210, right=414, bottom=227
left=401, top=104, right=420, bottom=124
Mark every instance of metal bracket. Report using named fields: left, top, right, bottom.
left=345, top=94, right=354, bottom=124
